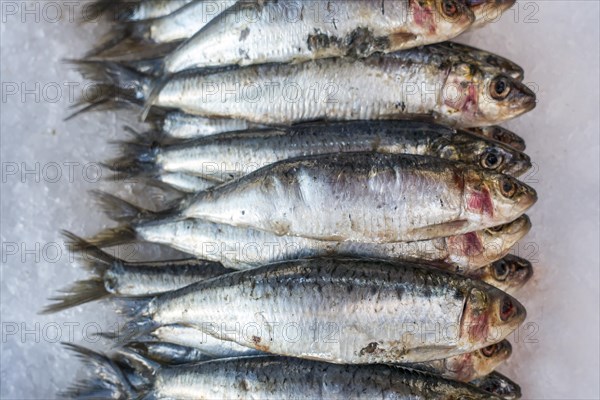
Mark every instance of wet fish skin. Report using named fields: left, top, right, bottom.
left=468, top=125, right=526, bottom=151
left=108, top=0, right=198, bottom=22
left=163, top=0, right=475, bottom=73
left=141, top=324, right=260, bottom=359
left=467, top=254, right=533, bottom=293
left=126, top=258, right=526, bottom=364
left=157, top=111, right=266, bottom=140
left=111, top=121, right=531, bottom=186
left=65, top=345, right=503, bottom=399
left=470, top=371, right=522, bottom=399
left=151, top=54, right=536, bottom=127
left=175, top=152, right=536, bottom=243
left=125, top=340, right=261, bottom=364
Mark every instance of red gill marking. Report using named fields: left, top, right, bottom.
left=411, top=0, right=437, bottom=34
left=467, top=186, right=494, bottom=217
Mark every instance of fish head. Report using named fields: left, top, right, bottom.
left=467, top=126, right=527, bottom=151
left=462, top=169, right=537, bottom=227
left=445, top=215, right=531, bottom=270
left=408, top=0, right=475, bottom=41
left=459, top=0, right=517, bottom=29
left=480, top=254, right=534, bottom=293
left=445, top=339, right=512, bottom=381
left=440, top=130, right=531, bottom=176
left=440, top=63, right=535, bottom=127
left=475, top=372, right=522, bottom=399
left=477, top=73, right=537, bottom=125
left=460, top=285, right=526, bottom=347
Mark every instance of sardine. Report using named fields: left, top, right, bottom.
left=115, top=258, right=526, bottom=363
left=124, top=337, right=511, bottom=383
left=151, top=111, right=266, bottom=139
left=161, top=0, right=475, bottom=73
left=142, top=153, right=536, bottom=242
left=469, top=126, right=526, bottom=151
left=470, top=371, right=522, bottom=399
left=467, top=254, right=533, bottom=293
left=45, top=216, right=529, bottom=312
left=75, top=49, right=536, bottom=127
left=63, top=345, right=503, bottom=399
left=109, top=121, right=532, bottom=187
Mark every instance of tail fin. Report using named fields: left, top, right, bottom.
left=91, top=191, right=154, bottom=223
left=66, top=60, right=151, bottom=120
left=41, top=279, right=108, bottom=314
left=91, top=190, right=180, bottom=223
left=63, top=226, right=137, bottom=251
left=104, top=138, right=161, bottom=180
left=60, top=343, right=138, bottom=399
left=40, top=232, right=123, bottom=314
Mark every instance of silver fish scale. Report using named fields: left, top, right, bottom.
left=164, top=0, right=422, bottom=72
left=181, top=153, right=466, bottom=242
left=155, top=56, right=443, bottom=125
left=146, top=259, right=475, bottom=364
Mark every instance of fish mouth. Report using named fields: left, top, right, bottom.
left=508, top=79, right=537, bottom=114
left=513, top=257, right=534, bottom=284
left=505, top=152, right=532, bottom=177
left=498, top=214, right=531, bottom=236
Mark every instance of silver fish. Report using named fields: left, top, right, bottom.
left=167, top=153, right=536, bottom=242
left=162, top=0, right=475, bottom=73
left=470, top=371, right=522, bottom=399
left=124, top=337, right=511, bottom=383
left=76, top=49, right=536, bottom=128
left=109, top=121, right=532, bottom=186
left=116, top=258, right=526, bottom=364
left=83, top=192, right=531, bottom=270
left=63, top=345, right=503, bottom=399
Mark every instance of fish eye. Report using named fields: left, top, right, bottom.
left=481, top=343, right=499, bottom=357
left=500, top=177, right=517, bottom=198
left=441, top=0, right=459, bottom=17
left=492, top=260, right=510, bottom=281
left=480, top=150, right=503, bottom=170
left=499, top=296, right=516, bottom=321
left=490, top=76, right=512, bottom=100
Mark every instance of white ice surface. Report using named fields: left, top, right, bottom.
left=1, top=1, right=599, bottom=399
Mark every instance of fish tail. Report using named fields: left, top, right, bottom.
left=90, top=190, right=154, bottom=223
left=39, top=231, right=126, bottom=314
left=91, top=190, right=180, bottom=223
left=105, top=138, right=161, bottom=180
left=85, top=22, right=144, bottom=58
left=63, top=226, right=138, bottom=251
left=40, top=278, right=109, bottom=314
left=60, top=343, right=138, bottom=399
left=66, top=60, right=151, bottom=120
